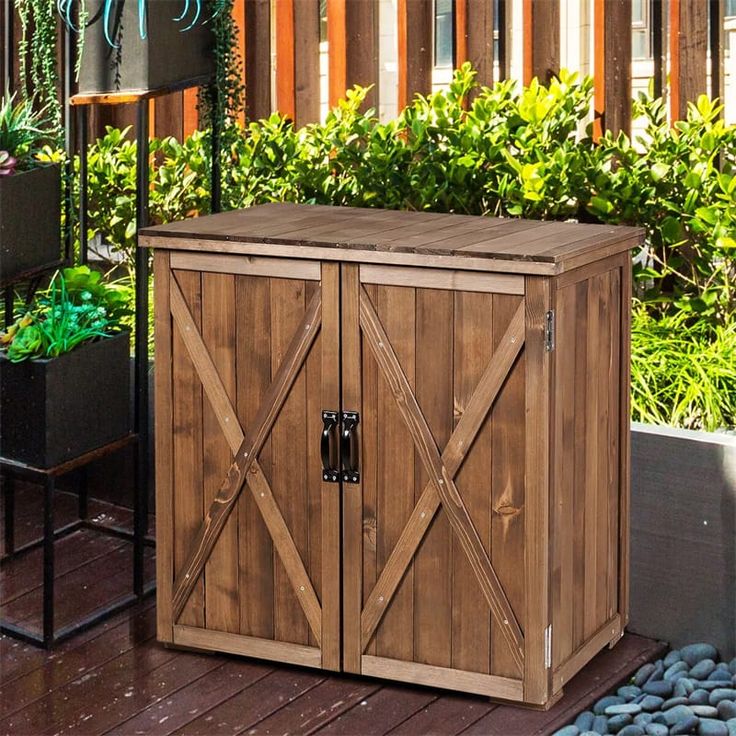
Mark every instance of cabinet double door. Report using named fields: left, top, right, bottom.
left=158, top=254, right=542, bottom=701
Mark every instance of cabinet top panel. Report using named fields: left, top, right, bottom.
left=141, top=203, right=644, bottom=275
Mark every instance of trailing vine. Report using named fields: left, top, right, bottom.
left=15, top=0, right=64, bottom=147
left=198, top=0, right=244, bottom=131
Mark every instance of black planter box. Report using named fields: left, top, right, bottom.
left=0, top=332, right=131, bottom=468
left=0, top=165, right=61, bottom=285
left=78, top=0, right=215, bottom=94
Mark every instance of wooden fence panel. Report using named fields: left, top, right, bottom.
left=328, top=0, right=379, bottom=109
left=244, top=0, right=272, bottom=121
left=669, top=0, right=708, bottom=121
left=455, top=0, right=495, bottom=91
left=523, top=0, right=560, bottom=85
left=593, top=0, right=632, bottom=137
left=397, top=0, right=433, bottom=109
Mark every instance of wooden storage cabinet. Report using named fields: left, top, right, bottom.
left=144, top=204, right=643, bottom=707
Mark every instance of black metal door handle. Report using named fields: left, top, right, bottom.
left=341, top=411, right=360, bottom=483
left=321, top=411, right=339, bottom=483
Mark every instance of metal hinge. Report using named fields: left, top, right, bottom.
left=544, top=310, right=555, bottom=352
left=544, top=625, right=552, bottom=669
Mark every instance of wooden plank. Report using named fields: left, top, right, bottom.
left=618, top=254, right=631, bottom=625
left=175, top=668, right=325, bottom=734
left=360, top=289, right=525, bottom=671
left=293, top=0, right=320, bottom=125
left=388, top=693, right=496, bottom=735
left=171, top=269, right=205, bottom=628
left=456, top=0, right=495, bottom=91
left=328, top=0, right=379, bottom=109
left=341, top=264, right=364, bottom=673
left=171, top=291, right=321, bottom=620
left=359, top=302, right=525, bottom=650
left=552, top=614, right=622, bottom=693
left=523, top=276, right=552, bottom=705
left=524, top=0, right=560, bottom=84
left=490, top=294, right=526, bottom=680
left=154, top=92, right=184, bottom=141
left=374, top=285, right=416, bottom=663
left=108, top=660, right=272, bottom=735
left=173, top=625, right=322, bottom=668
left=397, top=0, right=433, bottom=109
left=359, top=265, right=524, bottom=295
left=202, top=272, right=239, bottom=634
left=236, top=274, right=274, bottom=640
left=320, top=264, right=341, bottom=670
left=669, top=0, right=708, bottom=121
left=710, top=0, right=725, bottom=104
left=244, top=0, right=272, bottom=121
left=361, top=656, right=524, bottom=700
left=170, top=252, right=320, bottom=280
left=413, top=288, right=453, bottom=668
left=275, top=0, right=296, bottom=121
left=271, top=277, right=310, bottom=647
left=593, top=0, right=632, bottom=137
left=451, top=291, right=493, bottom=676
left=154, top=250, right=174, bottom=642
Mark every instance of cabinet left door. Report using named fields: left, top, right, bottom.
left=154, top=251, right=342, bottom=671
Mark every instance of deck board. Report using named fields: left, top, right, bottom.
left=0, top=491, right=666, bottom=735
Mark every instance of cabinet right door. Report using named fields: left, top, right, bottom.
left=340, top=263, right=550, bottom=702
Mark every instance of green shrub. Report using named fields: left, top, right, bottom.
left=631, top=307, right=736, bottom=431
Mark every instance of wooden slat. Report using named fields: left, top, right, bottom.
left=359, top=301, right=526, bottom=650
left=236, top=274, right=274, bottom=641
left=293, top=0, right=320, bottom=125
left=451, top=291, right=493, bottom=676
left=202, top=273, right=239, bottom=634
left=669, top=0, right=708, bottom=121
left=171, top=289, right=322, bottom=620
left=593, top=0, right=632, bottom=137
left=171, top=270, right=205, bottom=628
left=710, top=0, right=725, bottom=104
left=328, top=0, right=379, bottom=109
left=170, top=252, right=320, bottom=280
left=490, top=294, right=526, bottom=679
left=275, top=0, right=296, bottom=121
left=523, top=0, right=560, bottom=84
left=397, top=0, right=433, bottom=109
left=523, top=276, right=552, bottom=705
left=154, top=251, right=174, bottom=642
left=359, top=265, right=524, bottom=295
left=361, top=656, right=523, bottom=701
left=244, top=0, right=272, bottom=121
left=455, top=0, right=495, bottom=91
left=154, top=93, right=184, bottom=142
left=375, top=285, right=416, bottom=663
left=173, top=625, right=322, bottom=668
left=413, top=288, right=453, bottom=668
left=360, top=289, right=525, bottom=671
left=320, top=265, right=341, bottom=670
left=341, top=264, right=364, bottom=673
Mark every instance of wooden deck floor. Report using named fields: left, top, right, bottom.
left=1, top=487, right=666, bottom=736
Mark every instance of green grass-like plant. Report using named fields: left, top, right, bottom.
left=631, top=307, right=736, bottom=432
left=0, top=90, right=56, bottom=169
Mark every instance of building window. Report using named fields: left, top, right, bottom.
left=632, top=0, right=651, bottom=61
left=435, top=0, right=454, bottom=67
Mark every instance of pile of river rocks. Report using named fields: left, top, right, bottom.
left=554, top=643, right=736, bottom=736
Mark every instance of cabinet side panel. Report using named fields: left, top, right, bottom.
left=171, top=269, right=205, bottom=627
left=551, top=263, right=624, bottom=678
left=235, top=275, right=274, bottom=640
left=202, top=273, right=239, bottom=633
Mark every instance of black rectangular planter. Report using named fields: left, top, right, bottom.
left=0, top=332, right=131, bottom=468
left=0, top=165, right=61, bottom=286
left=78, top=0, right=215, bottom=94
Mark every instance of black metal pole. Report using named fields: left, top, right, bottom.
left=78, top=106, right=89, bottom=265
left=133, top=100, right=150, bottom=598
left=211, top=84, right=221, bottom=214
left=42, top=475, right=56, bottom=647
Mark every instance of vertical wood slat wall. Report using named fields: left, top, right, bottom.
left=0, top=1, right=729, bottom=143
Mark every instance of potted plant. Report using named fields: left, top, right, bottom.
left=0, top=266, right=132, bottom=467
left=59, top=0, right=221, bottom=94
left=0, top=92, right=61, bottom=284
